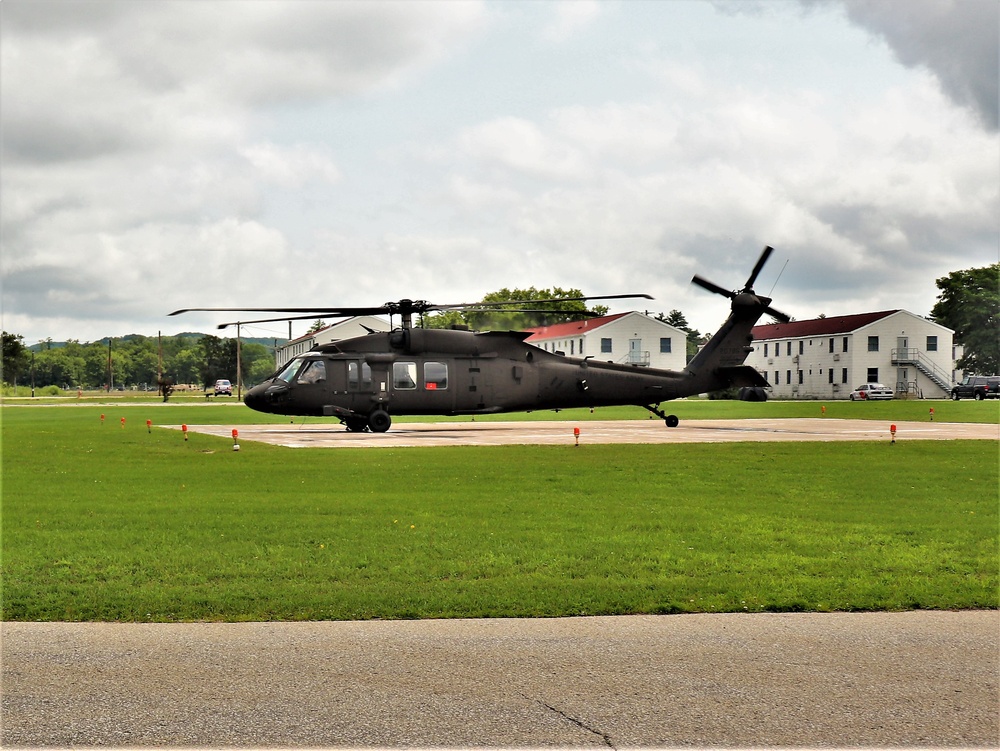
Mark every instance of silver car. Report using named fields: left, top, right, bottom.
left=849, top=383, right=893, bottom=401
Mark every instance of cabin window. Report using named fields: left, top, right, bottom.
left=660, top=337, right=671, bottom=353
left=868, top=336, right=879, bottom=352
left=393, top=361, right=417, bottom=390
left=424, top=361, right=448, bottom=391
left=601, top=338, right=612, bottom=353
left=296, top=360, right=326, bottom=384
left=926, top=335, right=938, bottom=352
left=348, top=361, right=372, bottom=389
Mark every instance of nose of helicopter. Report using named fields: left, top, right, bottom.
left=243, top=383, right=267, bottom=412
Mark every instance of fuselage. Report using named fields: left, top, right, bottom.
left=244, top=327, right=689, bottom=418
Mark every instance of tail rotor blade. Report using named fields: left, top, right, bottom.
left=743, top=245, right=774, bottom=291
left=763, top=305, right=791, bottom=323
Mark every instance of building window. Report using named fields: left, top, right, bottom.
left=763, top=343, right=768, bottom=357
left=787, top=370, right=792, bottom=385
left=570, top=340, right=575, bottom=355
left=424, top=361, right=448, bottom=390
left=660, top=337, right=672, bottom=353
left=829, top=338, right=834, bottom=353
left=774, top=371, right=780, bottom=385
left=579, top=339, right=584, bottom=355
left=828, top=368, right=834, bottom=384
left=842, top=368, right=848, bottom=384
left=799, top=341, right=804, bottom=355
left=798, top=370, right=803, bottom=384
left=787, top=342, right=792, bottom=356
left=601, top=337, right=612, bottom=353
left=926, top=335, right=938, bottom=352
left=868, top=336, right=879, bottom=352
left=775, top=343, right=780, bottom=357
left=843, top=337, right=849, bottom=353
left=867, top=367, right=878, bottom=382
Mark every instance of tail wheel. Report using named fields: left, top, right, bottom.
left=368, top=409, right=391, bottom=433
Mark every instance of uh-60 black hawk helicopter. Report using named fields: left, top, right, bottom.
left=169, top=246, right=789, bottom=433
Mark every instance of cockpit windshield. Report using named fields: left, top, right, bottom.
left=276, top=357, right=304, bottom=384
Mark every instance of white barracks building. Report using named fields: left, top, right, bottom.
left=525, top=312, right=687, bottom=371
left=745, top=309, right=955, bottom=400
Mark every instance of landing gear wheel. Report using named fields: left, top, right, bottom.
left=368, top=409, right=391, bottom=433
left=665, top=414, right=679, bottom=428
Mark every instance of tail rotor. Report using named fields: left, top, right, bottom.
left=691, top=245, right=790, bottom=323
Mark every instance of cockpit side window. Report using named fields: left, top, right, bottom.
left=348, top=361, right=373, bottom=390
left=296, top=360, right=326, bottom=384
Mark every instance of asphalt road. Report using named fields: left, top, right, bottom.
left=3, top=611, right=998, bottom=748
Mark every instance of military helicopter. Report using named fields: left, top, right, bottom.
left=169, top=246, right=789, bottom=432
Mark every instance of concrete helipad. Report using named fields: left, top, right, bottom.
left=172, top=417, right=997, bottom=448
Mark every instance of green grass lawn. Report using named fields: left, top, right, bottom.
left=1, top=403, right=997, bottom=621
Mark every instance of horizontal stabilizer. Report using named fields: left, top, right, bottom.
left=716, top=365, right=770, bottom=388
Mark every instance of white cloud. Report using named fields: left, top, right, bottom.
left=542, top=0, right=602, bottom=42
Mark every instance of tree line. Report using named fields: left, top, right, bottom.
left=1, top=333, right=278, bottom=392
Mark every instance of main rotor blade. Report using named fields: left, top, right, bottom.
left=432, top=293, right=653, bottom=311
left=743, top=245, right=774, bottom=291
left=170, top=306, right=389, bottom=317
left=215, top=312, right=359, bottom=330
left=691, top=275, right=735, bottom=299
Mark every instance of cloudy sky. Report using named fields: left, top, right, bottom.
left=2, top=0, right=997, bottom=345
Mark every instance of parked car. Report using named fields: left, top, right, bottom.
left=950, top=375, right=1000, bottom=401
left=214, top=379, right=233, bottom=396
left=849, top=383, right=894, bottom=401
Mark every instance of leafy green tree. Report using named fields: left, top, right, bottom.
left=2, top=332, right=29, bottom=385
left=425, top=287, right=609, bottom=331
left=199, top=335, right=238, bottom=387
left=930, top=264, right=999, bottom=373
left=656, top=310, right=702, bottom=362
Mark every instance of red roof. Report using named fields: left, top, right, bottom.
left=751, top=310, right=899, bottom=340
left=524, top=312, right=631, bottom=341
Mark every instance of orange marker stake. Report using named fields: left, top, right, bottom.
left=890, top=424, right=897, bottom=445
left=120, top=417, right=126, bottom=429
left=821, top=405, right=826, bottom=415
left=929, top=407, right=934, bottom=421
left=182, top=424, right=188, bottom=442
left=232, top=429, right=240, bottom=452
left=573, top=426, right=580, bottom=447
left=100, top=413, right=105, bottom=425
left=146, top=419, right=152, bottom=433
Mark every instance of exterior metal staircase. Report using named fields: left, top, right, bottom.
left=891, top=348, right=951, bottom=392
